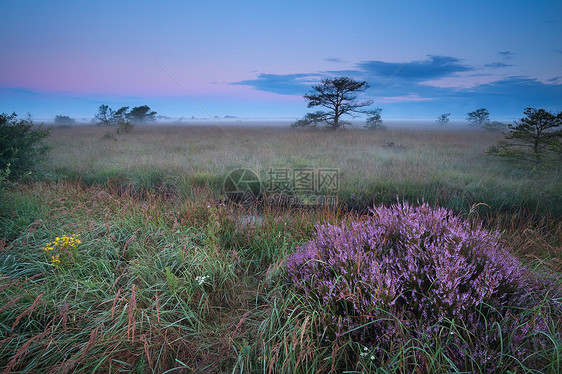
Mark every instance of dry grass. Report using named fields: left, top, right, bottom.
left=42, top=124, right=560, bottom=215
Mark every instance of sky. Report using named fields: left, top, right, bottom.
left=1, top=0, right=561, bottom=122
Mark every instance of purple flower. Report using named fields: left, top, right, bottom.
left=285, top=201, right=555, bottom=370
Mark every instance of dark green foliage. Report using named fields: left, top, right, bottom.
left=482, top=120, right=507, bottom=131
left=94, top=105, right=155, bottom=129
left=301, top=77, right=373, bottom=129
left=54, top=115, right=76, bottom=125
left=364, top=108, right=385, bottom=130
left=126, top=105, right=157, bottom=123
left=94, top=104, right=113, bottom=126
left=116, top=118, right=135, bottom=134
left=488, top=107, right=562, bottom=162
left=94, top=105, right=130, bottom=127
left=290, top=111, right=326, bottom=128
left=0, top=113, right=49, bottom=179
left=113, top=106, right=129, bottom=120
left=436, top=113, right=450, bottom=125
left=467, top=108, right=490, bottom=126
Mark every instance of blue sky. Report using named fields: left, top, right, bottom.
left=1, top=0, right=561, bottom=122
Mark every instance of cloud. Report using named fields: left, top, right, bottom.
left=230, top=56, right=562, bottom=119
left=357, top=55, right=472, bottom=81
left=445, top=76, right=562, bottom=116
left=484, top=62, right=513, bottom=68
left=232, top=73, right=320, bottom=95
left=233, top=55, right=472, bottom=95
left=325, top=57, right=345, bottom=63
left=497, top=51, right=514, bottom=59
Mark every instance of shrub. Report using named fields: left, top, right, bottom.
left=364, top=108, right=385, bottom=130
left=116, top=118, right=135, bottom=134
left=54, top=115, right=76, bottom=125
left=0, top=113, right=49, bottom=179
left=285, top=201, right=557, bottom=371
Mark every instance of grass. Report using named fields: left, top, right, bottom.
left=1, top=123, right=561, bottom=373
left=42, top=124, right=561, bottom=215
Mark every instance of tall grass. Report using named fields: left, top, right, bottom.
left=1, top=179, right=560, bottom=373
left=0, top=181, right=340, bottom=372
left=42, top=125, right=561, bottom=215
left=1, top=124, right=560, bottom=372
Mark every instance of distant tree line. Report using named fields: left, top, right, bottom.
left=54, top=115, right=76, bottom=125
left=95, top=104, right=157, bottom=134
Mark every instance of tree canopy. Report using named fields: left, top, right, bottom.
left=95, top=105, right=156, bottom=127
left=488, top=107, right=562, bottom=163
left=467, top=108, right=490, bottom=126
left=126, top=105, right=157, bottom=123
left=294, top=77, right=373, bottom=129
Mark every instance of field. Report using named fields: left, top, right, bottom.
left=1, top=124, right=561, bottom=373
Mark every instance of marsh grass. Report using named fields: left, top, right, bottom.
left=0, top=181, right=341, bottom=372
left=1, top=124, right=560, bottom=372
left=42, top=124, right=561, bottom=215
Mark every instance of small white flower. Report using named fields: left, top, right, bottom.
left=195, top=275, right=209, bottom=285
left=370, top=355, right=375, bottom=360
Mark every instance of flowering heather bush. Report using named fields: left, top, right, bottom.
left=286, top=201, right=557, bottom=371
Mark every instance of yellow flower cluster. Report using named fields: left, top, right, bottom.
left=51, top=254, right=61, bottom=265
left=42, top=234, right=81, bottom=266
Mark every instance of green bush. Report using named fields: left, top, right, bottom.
left=0, top=113, right=50, bottom=179
left=116, top=118, right=135, bottom=134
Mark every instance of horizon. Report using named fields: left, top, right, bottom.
left=1, top=0, right=561, bottom=122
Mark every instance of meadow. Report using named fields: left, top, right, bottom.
left=0, top=124, right=560, bottom=373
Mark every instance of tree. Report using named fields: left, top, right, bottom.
left=364, top=108, right=385, bottom=130
left=467, top=108, right=490, bottom=126
left=0, top=113, right=49, bottom=178
left=116, top=118, right=134, bottom=134
left=481, top=120, right=507, bottom=132
left=291, top=111, right=327, bottom=128
left=487, top=107, right=562, bottom=163
left=300, top=77, right=373, bottom=130
left=54, top=115, right=76, bottom=125
left=126, top=105, right=157, bottom=123
left=113, top=106, right=129, bottom=121
left=436, top=113, right=450, bottom=125
left=95, top=105, right=114, bottom=126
